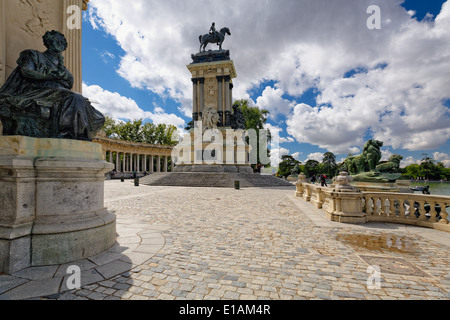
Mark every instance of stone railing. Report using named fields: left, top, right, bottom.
left=295, top=173, right=450, bottom=233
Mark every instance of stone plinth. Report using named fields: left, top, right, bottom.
left=0, top=136, right=116, bottom=274
left=172, top=129, right=253, bottom=174
left=326, top=191, right=368, bottom=224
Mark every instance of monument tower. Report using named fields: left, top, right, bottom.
left=173, top=24, right=252, bottom=174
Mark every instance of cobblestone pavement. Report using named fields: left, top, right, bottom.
left=1, top=180, right=449, bottom=300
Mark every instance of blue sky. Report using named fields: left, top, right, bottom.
left=81, top=0, right=450, bottom=167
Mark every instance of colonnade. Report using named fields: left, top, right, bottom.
left=104, top=151, right=170, bottom=174
left=93, top=136, right=174, bottom=177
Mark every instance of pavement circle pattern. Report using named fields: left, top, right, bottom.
left=0, top=180, right=449, bottom=300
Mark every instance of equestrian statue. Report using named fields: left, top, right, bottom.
left=199, top=23, right=231, bottom=52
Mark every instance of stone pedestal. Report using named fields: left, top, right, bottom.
left=327, top=192, right=367, bottom=224
left=0, top=136, right=116, bottom=274
left=326, top=172, right=367, bottom=224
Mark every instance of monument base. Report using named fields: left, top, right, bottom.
left=0, top=136, right=116, bottom=274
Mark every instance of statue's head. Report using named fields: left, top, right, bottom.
left=43, top=30, right=68, bottom=53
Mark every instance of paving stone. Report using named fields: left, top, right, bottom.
left=12, top=266, right=59, bottom=281
left=0, top=276, right=28, bottom=295
left=95, top=260, right=133, bottom=280
left=0, top=277, right=62, bottom=300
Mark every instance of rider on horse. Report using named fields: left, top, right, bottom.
left=209, top=23, right=219, bottom=41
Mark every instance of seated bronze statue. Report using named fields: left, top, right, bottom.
left=0, top=30, right=105, bottom=141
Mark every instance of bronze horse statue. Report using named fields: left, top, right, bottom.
left=199, top=27, right=231, bottom=52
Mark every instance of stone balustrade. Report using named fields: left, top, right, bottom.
left=296, top=173, right=450, bottom=232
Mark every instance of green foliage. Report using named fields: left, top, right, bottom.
left=234, top=99, right=271, bottom=168
left=102, top=116, right=178, bottom=146
left=402, top=156, right=450, bottom=180
left=322, top=152, right=337, bottom=178
left=277, top=155, right=301, bottom=178
left=304, top=159, right=320, bottom=177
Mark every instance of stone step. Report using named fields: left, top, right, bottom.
left=139, top=173, right=295, bottom=188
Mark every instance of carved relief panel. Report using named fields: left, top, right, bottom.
left=204, top=77, right=218, bottom=110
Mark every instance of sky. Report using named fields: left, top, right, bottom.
left=81, top=0, right=450, bottom=168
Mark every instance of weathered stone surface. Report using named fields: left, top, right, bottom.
left=0, top=137, right=116, bottom=273
left=0, top=136, right=104, bottom=160
left=32, top=220, right=117, bottom=266
left=0, top=277, right=62, bottom=300
left=0, top=237, right=31, bottom=274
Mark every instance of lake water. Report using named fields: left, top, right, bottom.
left=410, top=181, right=450, bottom=197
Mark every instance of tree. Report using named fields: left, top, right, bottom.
left=304, top=160, right=320, bottom=177
left=322, top=152, right=337, bottom=178
left=404, top=164, right=420, bottom=179
left=234, top=99, right=271, bottom=169
left=101, top=117, right=178, bottom=146
left=420, top=153, right=434, bottom=180
left=277, top=155, right=301, bottom=178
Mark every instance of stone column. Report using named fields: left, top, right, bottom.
left=225, top=76, right=231, bottom=112
left=156, top=155, right=161, bottom=173
left=149, top=155, right=154, bottom=173
left=192, top=78, right=199, bottom=120
left=217, top=76, right=224, bottom=125
left=229, top=82, right=234, bottom=110
left=164, top=156, right=168, bottom=173
left=143, top=155, right=147, bottom=172
left=115, top=152, right=119, bottom=171
left=136, top=154, right=139, bottom=173
left=222, top=76, right=231, bottom=126
left=63, top=0, right=83, bottom=93
left=199, top=78, right=205, bottom=114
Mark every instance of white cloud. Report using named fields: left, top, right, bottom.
left=280, top=136, right=295, bottom=144
left=82, top=83, right=186, bottom=130
left=270, top=147, right=290, bottom=167
left=86, top=0, right=450, bottom=154
left=256, top=86, right=293, bottom=119
left=292, top=152, right=301, bottom=160
left=307, top=153, right=324, bottom=162
left=400, top=156, right=421, bottom=168
left=433, top=152, right=450, bottom=167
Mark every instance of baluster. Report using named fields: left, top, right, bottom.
left=403, top=200, right=411, bottom=219
left=416, top=200, right=427, bottom=221
left=373, top=198, right=380, bottom=215
left=427, top=201, right=438, bottom=222
left=438, top=202, right=449, bottom=225
left=366, top=197, right=374, bottom=215
left=408, top=200, right=416, bottom=219
left=382, top=198, right=390, bottom=216
left=388, top=198, right=396, bottom=217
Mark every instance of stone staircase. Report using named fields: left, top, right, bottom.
left=139, top=173, right=295, bottom=188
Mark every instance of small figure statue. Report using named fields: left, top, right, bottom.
left=201, top=107, right=220, bottom=132
left=0, top=30, right=105, bottom=141
left=232, top=105, right=246, bottom=130
left=209, top=22, right=218, bottom=38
